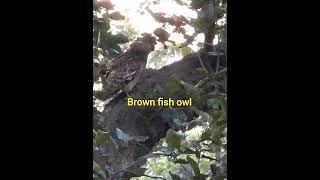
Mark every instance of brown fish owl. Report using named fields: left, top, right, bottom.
left=102, top=33, right=157, bottom=97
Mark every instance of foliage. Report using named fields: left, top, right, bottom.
left=93, top=0, right=227, bottom=179
left=146, top=0, right=227, bottom=48
left=139, top=67, right=227, bottom=179
left=93, top=160, right=107, bottom=180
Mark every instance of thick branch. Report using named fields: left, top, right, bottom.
left=94, top=49, right=227, bottom=178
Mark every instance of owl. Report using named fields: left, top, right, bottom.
left=102, top=33, right=157, bottom=98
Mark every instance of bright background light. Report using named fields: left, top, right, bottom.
left=97, top=0, right=218, bottom=69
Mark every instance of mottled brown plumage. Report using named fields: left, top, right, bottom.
left=103, top=33, right=157, bottom=97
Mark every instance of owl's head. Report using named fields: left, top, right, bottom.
left=128, top=33, right=157, bottom=56
left=139, top=33, right=157, bottom=50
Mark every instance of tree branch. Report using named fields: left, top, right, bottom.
left=197, top=52, right=209, bottom=73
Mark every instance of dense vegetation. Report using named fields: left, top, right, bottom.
left=93, top=0, right=227, bottom=179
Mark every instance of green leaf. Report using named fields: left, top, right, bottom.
left=180, top=81, right=201, bottom=103
left=166, top=74, right=183, bottom=94
left=165, top=129, right=181, bottom=148
left=216, top=118, right=227, bottom=127
left=93, top=91, right=107, bottom=101
left=187, top=156, right=201, bottom=176
left=183, top=148, right=200, bottom=159
left=195, top=78, right=208, bottom=88
left=169, top=172, right=181, bottom=180
left=200, top=128, right=211, bottom=142
left=93, top=161, right=107, bottom=179
left=207, top=98, right=219, bottom=108
left=93, top=66, right=99, bottom=82
left=223, top=143, right=227, bottom=150
left=97, top=171, right=107, bottom=179
left=174, top=159, right=189, bottom=164
left=206, top=92, right=225, bottom=100
left=208, top=108, right=223, bottom=121
left=210, top=125, right=224, bottom=142
left=181, top=46, right=193, bottom=56
left=220, top=97, right=227, bottom=119
left=219, top=28, right=227, bottom=42
left=95, top=133, right=109, bottom=144
left=184, top=147, right=197, bottom=154
left=93, top=161, right=102, bottom=173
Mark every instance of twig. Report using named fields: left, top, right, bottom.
left=208, top=52, right=224, bottom=56
left=203, top=42, right=215, bottom=46
left=97, top=30, right=100, bottom=47
left=110, top=136, right=119, bottom=150
left=179, top=32, right=198, bottom=48
left=104, top=90, right=124, bottom=106
left=215, top=35, right=220, bottom=73
left=215, top=67, right=227, bottom=76
left=197, top=52, right=209, bottom=74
